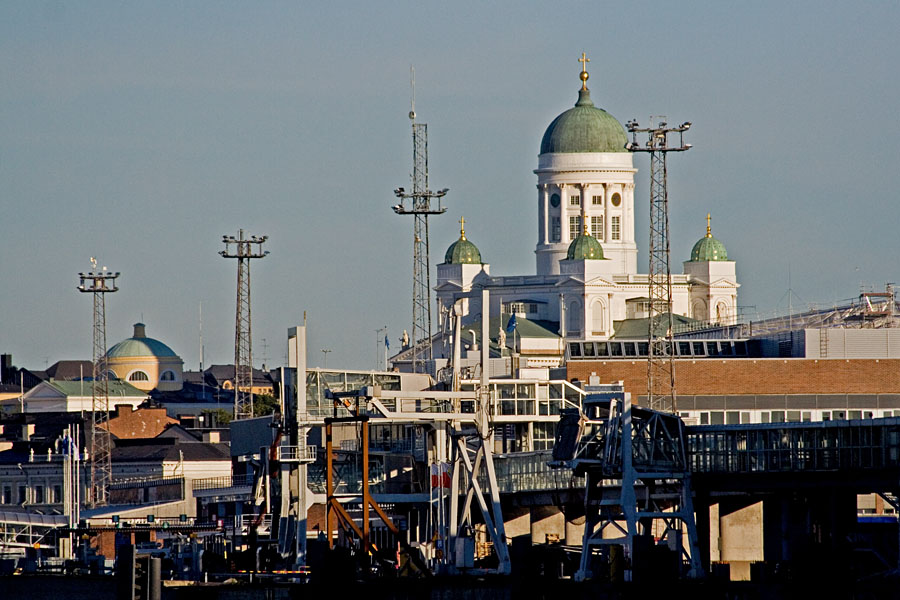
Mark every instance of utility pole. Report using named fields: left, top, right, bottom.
left=220, top=230, right=269, bottom=420
left=626, top=118, right=692, bottom=413
left=375, top=326, right=388, bottom=370
left=78, top=259, right=119, bottom=507
left=392, top=66, right=448, bottom=374
left=321, top=349, right=331, bottom=369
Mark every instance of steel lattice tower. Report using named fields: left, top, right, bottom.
left=626, top=119, right=691, bottom=413
left=78, top=264, right=119, bottom=507
left=393, top=74, right=448, bottom=374
left=220, top=230, right=269, bottom=420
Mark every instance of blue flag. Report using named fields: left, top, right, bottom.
left=384, top=335, right=390, bottom=350
left=505, top=314, right=517, bottom=333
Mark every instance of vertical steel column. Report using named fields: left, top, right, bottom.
left=362, top=421, right=370, bottom=553
left=325, top=422, right=334, bottom=549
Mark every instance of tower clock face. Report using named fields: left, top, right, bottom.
left=550, top=193, right=560, bottom=208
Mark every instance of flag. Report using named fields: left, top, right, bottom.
left=384, top=335, right=390, bottom=350
left=505, top=314, right=517, bottom=333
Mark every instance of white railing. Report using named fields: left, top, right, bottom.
left=276, top=445, right=317, bottom=463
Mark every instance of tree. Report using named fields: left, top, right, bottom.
left=201, top=408, right=232, bottom=427
left=253, top=393, right=280, bottom=417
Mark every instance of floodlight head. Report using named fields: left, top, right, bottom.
left=625, top=142, right=635, bottom=151
left=681, top=121, right=692, bottom=130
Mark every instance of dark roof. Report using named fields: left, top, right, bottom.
left=111, top=437, right=230, bottom=462
left=45, top=360, right=94, bottom=381
left=203, top=365, right=272, bottom=387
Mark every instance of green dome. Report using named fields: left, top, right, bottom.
left=107, top=323, right=178, bottom=359
left=690, top=236, right=728, bottom=261
left=540, top=89, right=628, bottom=154
left=689, top=215, right=728, bottom=261
left=566, top=232, right=605, bottom=260
left=444, top=220, right=482, bottom=264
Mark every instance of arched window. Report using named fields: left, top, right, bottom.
left=160, top=370, right=176, bottom=382
left=591, top=300, right=606, bottom=336
left=105, top=371, right=119, bottom=381
left=128, top=370, right=149, bottom=382
left=692, top=298, right=708, bottom=322
left=715, top=301, right=729, bottom=324
left=568, top=300, right=581, bottom=335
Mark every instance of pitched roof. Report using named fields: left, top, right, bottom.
left=111, top=438, right=230, bottom=462
left=43, top=379, right=147, bottom=398
left=45, top=360, right=94, bottom=380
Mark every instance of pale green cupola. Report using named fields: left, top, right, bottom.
left=689, top=214, right=728, bottom=261
left=540, top=55, right=628, bottom=154
left=566, top=221, right=605, bottom=260
left=444, top=217, right=482, bottom=264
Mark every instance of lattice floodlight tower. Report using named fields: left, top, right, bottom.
left=78, top=262, right=119, bottom=507
left=392, top=71, right=448, bottom=374
left=551, top=388, right=703, bottom=581
left=626, top=119, right=691, bottom=414
left=220, top=230, right=268, bottom=420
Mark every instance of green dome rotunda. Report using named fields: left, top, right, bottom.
left=540, top=56, right=628, bottom=154
left=566, top=221, right=605, bottom=260
left=444, top=217, right=482, bottom=265
left=689, top=214, right=728, bottom=262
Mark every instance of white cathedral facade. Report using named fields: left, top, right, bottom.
left=433, top=63, right=738, bottom=365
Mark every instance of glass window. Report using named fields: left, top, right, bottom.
left=624, top=343, right=637, bottom=356
left=18, top=485, right=26, bottom=504
left=637, top=342, right=649, bottom=356
left=550, top=193, right=560, bottom=208
left=611, top=216, right=621, bottom=240
left=52, top=485, right=62, bottom=504
left=726, top=412, right=740, bottom=425
left=610, top=343, right=623, bottom=357
left=741, top=412, right=752, bottom=424
left=570, top=193, right=580, bottom=206
left=771, top=411, right=785, bottom=423
left=692, top=342, right=705, bottom=356
left=591, top=216, right=603, bottom=239
left=700, top=412, right=709, bottom=425
left=582, top=343, right=595, bottom=357
left=129, top=371, right=149, bottom=382
left=34, top=485, right=44, bottom=504
left=592, top=195, right=603, bottom=205
left=802, top=412, right=812, bottom=422
left=160, top=370, right=176, bottom=381
left=833, top=411, right=847, bottom=420
left=710, top=411, right=725, bottom=425
left=679, top=342, right=692, bottom=356
left=706, top=342, right=719, bottom=356
left=849, top=410, right=862, bottom=420
left=568, top=343, right=581, bottom=358
left=596, top=342, right=609, bottom=356
left=734, top=341, right=748, bottom=356
left=1, top=486, right=10, bottom=504
left=569, top=216, right=582, bottom=241
left=787, top=411, right=801, bottom=422
left=551, top=217, right=561, bottom=242
left=760, top=412, right=770, bottom=423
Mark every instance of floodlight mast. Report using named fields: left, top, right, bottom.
left=392, top=67, right=448, bottom=375
left=77, top=265, right=120, bottom=507
left=220, top=230, right=269, bottom=420
left=626, top=119, right=692, bottom=414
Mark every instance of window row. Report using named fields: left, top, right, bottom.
left=1, top=483, right=63, bottom=505
left=568, top=339, right=753, bottom=359
left=556, top=215, right=621, bottom=243
left=560, top=193, right=622, bottom=207
left=684, top=409, right=886, bottom=426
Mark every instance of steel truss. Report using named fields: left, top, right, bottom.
left=220, top=230, right=268, bottom=420
left=554, top=391, right=702, bottom=581
left=627, top=119, right=691, bottom=414
left=78, top=268, right=119, bottom=507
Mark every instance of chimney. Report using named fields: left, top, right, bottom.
left=133, top=323, right=146, bottom=338
left=116, top=404, right=134, bottom=417
left=203, top=431, right=220, bottom=443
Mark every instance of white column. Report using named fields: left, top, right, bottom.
left=603, top=183, right=611, bottom=243
left=583, top=183, right=591, bottom=235
left=623, top=183, right=633, bottom=243
left=540, top=184, right=549, bottom=244
left=559, top=183, right=567, bottom=241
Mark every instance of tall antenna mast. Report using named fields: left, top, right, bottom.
left=220, top=230, right=269, bottom=420
left=78, top=260, right=119, bottom=507
left=626, top=117, right=692, bottom=413
left=392, top=66, right=448, bottom=374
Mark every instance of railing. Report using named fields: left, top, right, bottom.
left=110, top=476, right=184, bottom=490
left=192, top=474, right=254, bottom=491
left=276, top=445, right=317, bottom=463
left=480, top=451, right=584, bottom=495
left=688, top=418, right=900, bottom=475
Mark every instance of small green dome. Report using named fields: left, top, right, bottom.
left=540, top=88, right=628, bottom=154
left=689, top=215, right=728, bottom=261
left=444, top=218, right=482, bottom=264
left=566, top=231, right=605, bottom=260
left=107, top=323, right=178, bottom=358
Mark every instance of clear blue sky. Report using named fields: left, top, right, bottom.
left=2, top=1, right=899, bottom=371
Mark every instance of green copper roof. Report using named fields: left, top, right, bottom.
left=566, top=231, right=605, bottom=260
left=690, top=235, right=728, bottom=262
left=444, top=221, right=482, bottom=264
left=107, top=323, right=179, bottom=359
left=540, top=89, right=628, bottom=154
left=45, top=380, right=147, bottom=397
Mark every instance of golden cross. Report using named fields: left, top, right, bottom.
left=578, top=52, right=590, bottom=90
left=706, top=213, right=712, bottom=237
left=459, top=216, right=466, bottom=239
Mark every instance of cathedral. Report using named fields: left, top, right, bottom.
left=433, top=59, right=739, bottom=367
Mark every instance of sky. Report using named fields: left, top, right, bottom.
left=2, top=1, right=899, bottom=372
